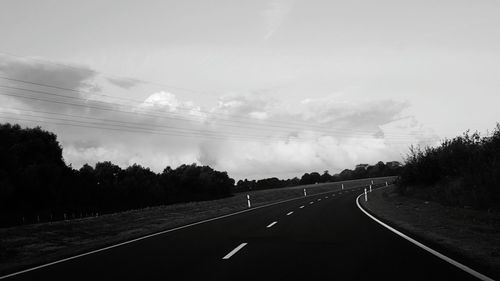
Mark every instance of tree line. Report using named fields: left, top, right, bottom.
left=0, top=123, right=234, bottom=227
left=235, top=161, right=402, bottom=191
left=397, top=124, right=500, bottom=210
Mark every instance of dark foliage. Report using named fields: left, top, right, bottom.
left=398, top=124, right=500, bottom=210
left=0, top=123, right=234, bottom=227
left=235, top=162, right=402, bottom=192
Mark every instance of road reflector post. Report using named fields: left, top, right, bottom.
left=386, top=181, right=388, bottom=187
left=364, top=188, right=368, bottom=202
left=303, top=188, right=307, bottom=196
left=342, top=183, right=344, bottom=190
left=369, top=185, right=372, bottom=192
left=247, top=194, right=251, bottom=208
left=371, top=180, right=374, bottom=185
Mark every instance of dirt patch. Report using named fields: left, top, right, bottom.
left=361, top=185, right=500, bottom=279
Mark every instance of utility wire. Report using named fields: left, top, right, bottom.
left=0, top=71, right=419, bottom=136
left=0, top=86, right=424, bottom=140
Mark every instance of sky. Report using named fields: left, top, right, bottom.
left=0, top=0, right=499, bottom=180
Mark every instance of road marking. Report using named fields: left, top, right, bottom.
left=309, top=201, right=314, bottom=204
left=286, top=211, right=294, bottom=216
left=317, top=199, right=321, bottom=201
left=267, top=221, right=278, bottom=228
left=300, top=205, right=305, bottom=209
left=356, top=193, right=494, bottom=281
left=222, top=243, right=248, bottom=260
left=325, top=196, right=328, bottom=199
left=332, top=194, right=335, bottom=196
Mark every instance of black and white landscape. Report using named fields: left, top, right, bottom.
left=0, top=0, right=499, bottom=280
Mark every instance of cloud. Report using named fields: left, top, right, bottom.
left=0, top=57, right=433, bottom=180
left=262, top=0, right=293, bottom=40
left=0, top=55, right=97, bottom=92
left=0, top=55, right=104, bottom=114
left=297, top=97, right=410, bottom=130
left=195, top=94, right=426, bottom=180
left=106, top=77, right=142, bottom=89
left=139, top=91, right=207, bottom=119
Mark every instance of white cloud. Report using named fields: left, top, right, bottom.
left=0, top=56, right=432, bottom=180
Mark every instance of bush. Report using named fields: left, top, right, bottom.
left=398, top=124, right=500, bottom=210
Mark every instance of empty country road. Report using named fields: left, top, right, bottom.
left=3, top=186, right=480, bottom=280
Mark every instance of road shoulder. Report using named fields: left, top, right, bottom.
left=360, top=186, right=500, bottom=279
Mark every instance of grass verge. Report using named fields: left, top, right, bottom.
left=360, top=185, right=500, bottom=279
left=0, top=176, right=394, bottom=276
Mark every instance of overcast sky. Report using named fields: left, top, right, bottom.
left=1, top=0, right=499, bottom=180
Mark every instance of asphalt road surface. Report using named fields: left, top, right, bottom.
left=4, top=186, right=480, bottom=280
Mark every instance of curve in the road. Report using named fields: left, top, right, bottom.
left=356, top=190, right=494, bottom=281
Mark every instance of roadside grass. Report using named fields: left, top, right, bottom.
left=0, top=176, right=394, bottom=276
left=361, top=185, right=500, bottom=279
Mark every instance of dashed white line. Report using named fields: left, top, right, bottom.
left=222, top=243, right=248, bottom=260
left=286, top=211, right=294, bottom=216
left=317, top=199, right=321, bottom=201
left=309, top=201, right=314, bottom=204
left=267, top=221, right=278, bottom=228
left=299, top=205, right=305, bottom=209
left=325, top=196, right=329, bottom=199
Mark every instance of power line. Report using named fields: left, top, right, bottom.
left=0, top=86, right=425, bottom=139
left=0, top=114, right=429, bottom=146
left=0, top=51, right=215, bottom=95
left=0, top=110, right=313, bottom=142
left=0, top=70, right=421, bottom=136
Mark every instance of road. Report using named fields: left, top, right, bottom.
left=4, top=185, right=480, bottom=280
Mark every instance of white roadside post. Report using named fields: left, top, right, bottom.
left=247, top=194, right=251, bottom=208
left=371, top=180, right=374, bottom=185
left=364, top=188, right=368, bottom=202
left=341, top=183, right=344, bottom=190
left=369, top=185, right=372, bottom=193
left=303, top=188, right=307, bottom=197
left=386, top=181, right=388, bottom=187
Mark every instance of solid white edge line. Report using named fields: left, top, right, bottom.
left=355, top=191, right=494, bottom=281
left=267, top=221, right=278, bottom=228
left=286, top=211, right=293, bottom=216
left=0, top=186, right=357, bottom=280
left=222, top=243, right=248, bottom=260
